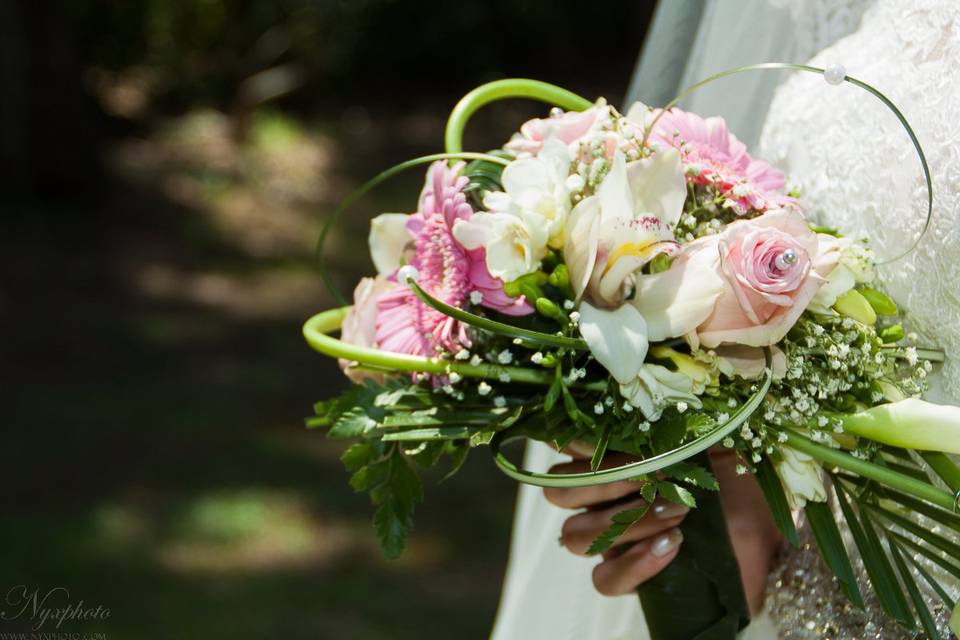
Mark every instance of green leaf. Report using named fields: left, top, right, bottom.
left=656, top=481, right=697, bottom=508
left=341, top=442, right=374, bottom=472
left=663, top=462, right=719, bottom=491
left=544, top=375, right=562, bottom=413
left=804, top=500, right=865, bottom=609
left=409, top=441, right=445, bottom=468
left=349, top=461, right=388, bottom=493
left=382, top=427, right=471, bottom=441
left=867, top=503, right=960, bottom=561
left=859, top=508, right=915, bottom=627
left=919, top=451, right=960, bottom=492
left=640, top=482, right=658, bottom=504
left=754, top=458, right=799, bottom=546
left=859, top=287, right=899, bottom=315
left=441, top=441, right=470, bottom=482
left=329, top=407, right=378, bottom=438
left=834, top=481, right=907, bottom=621
left=590, top=425, right=611, bottom=472
left=903, top=543, right=957, bottom=609
left=888, top=535, right=940, bottom=640
left=587, top=504, right=650, bottom=555
left=651, top=413, right=686, bottom=453
left=370, top=451, right=423, bottom=558
left=892, top=533, right=960, bottom=582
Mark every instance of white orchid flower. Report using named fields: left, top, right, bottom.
left=564, top=149, right=685, bottom=307
left=368, top=213, right=411, bottom=275
left=484, top=137, right=574, bottom=248
left=774, top=447, right=827, bottom=510
left=578, top=302, right=649, bottom=385
left=632, top=235, right=726, bottom=343
left=619, top=363, right=702, bottom=421
left=452, top=211, right=550, bottom=283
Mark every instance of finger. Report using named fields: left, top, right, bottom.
left=560, top=499, right=689, bottom=556
left=591, top=528, right=684, bottom=596
left=542, top=455, right=639, bottom=509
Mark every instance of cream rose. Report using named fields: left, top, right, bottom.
left=634, top=209, right=842, bottom=348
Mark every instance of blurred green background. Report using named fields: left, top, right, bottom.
left=1, top=1, right=654, bottom=637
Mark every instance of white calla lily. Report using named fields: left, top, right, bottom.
left=578, top=302, right=648, bottom=384
left=840, top=398, right=960, bottom=454
left=369, top=213, right=411, bottom=275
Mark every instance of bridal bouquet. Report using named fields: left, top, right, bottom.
left=305, top=67, right=960, bottom=639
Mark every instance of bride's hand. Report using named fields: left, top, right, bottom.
left=543, top=446, right=782, bottom=614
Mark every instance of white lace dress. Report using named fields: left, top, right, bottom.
left=492, top=1, right=960, bottom=638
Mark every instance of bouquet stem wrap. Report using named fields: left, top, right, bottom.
left=637, top=454, right=749, bottom=640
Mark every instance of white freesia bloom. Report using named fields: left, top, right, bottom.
left=840, top=398, right=960, bottom=454
left=368, top=213, right=410, bottom=274
left=452, top=211, right=549, bottom=282
left=484, top=137, right=573, bottom=248
left=578, top=302, right=648, bottom=384
left=775, top=447, right=827, bottom=510
left=563, top=150, right=685, bottom=306
left=619, top=363, right=702, bottom=421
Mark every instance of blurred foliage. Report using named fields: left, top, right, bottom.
left=3, top=1, right=655, bottom=637
left=67, top=0, right=653, bottom=109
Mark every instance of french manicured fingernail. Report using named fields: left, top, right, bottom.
left=650, top=529, right=683, bottom=558
left=653, top=502, right=689, bottom=520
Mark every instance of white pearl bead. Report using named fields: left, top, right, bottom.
left=397, top=264, right=420, bottom=286
left=824, top=63, right=846, bottom=85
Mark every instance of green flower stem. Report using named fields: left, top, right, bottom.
left=444, top=79, right=593, bottom=154
left=316, top=152, right=510, bottom=305
left=407, top=281, right=588, bottom=351
left=302, top=306, right=587, bottom=386
left=490, top=349, right=773, bottom=488
left=777, top=428, right=956, bottom=511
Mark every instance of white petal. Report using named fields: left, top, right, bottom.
left=369, top=213, right=411, bottom=275
left=482, top=190, right=513, bottom=214
left=598, top=152, right=633, bottom=225
left=627, top=147, right=686, bottom=227
left=564, top=196, right=601, bottom=301
left=579, top=302, right=648, bottom=384
left=502, top=158, right=549, bottom=195
left=538, top=137, right=573, bottom=181
left=624, top=101, right=653, bottom=129
left=632, top=238, right=725, bottom=340
left=808, top=263, right=855, bottom=314
left=451, top=216, right=492, bottom=250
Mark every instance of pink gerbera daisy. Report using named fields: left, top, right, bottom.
left=650, top=108, right=795, bottom=215
left=375, top=162, right=531, bottom=358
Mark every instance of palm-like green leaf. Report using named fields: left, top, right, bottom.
left=804, top=500, right=864, bottom=609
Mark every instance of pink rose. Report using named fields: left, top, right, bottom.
left=634, top=209, right=841, bottom=348
left=505, top=105, right=603, bottom=155
left=339, top=276, right=397, bottom=382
